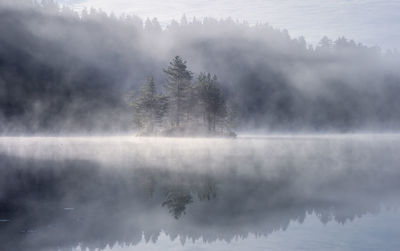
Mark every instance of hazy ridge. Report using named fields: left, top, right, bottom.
left=1, top=1, right=400, bottom=134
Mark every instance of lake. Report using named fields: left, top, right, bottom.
left=0, top=135, right=399, bottom=250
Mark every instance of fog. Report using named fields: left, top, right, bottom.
left=1, top=1, right=400, bottom=134
left=66, top=0, right=400, bottom=50
left=1, top=2, right=400, bottom=250
left=0, top=135, right=400, bottom=250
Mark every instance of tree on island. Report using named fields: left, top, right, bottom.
left=197, top=73, right=227, bottom=132
left=163, top=56, right=193, bottom=127
left=130, top=56, right=236, bottom=137
left=130, top=77, right=168, bottom=134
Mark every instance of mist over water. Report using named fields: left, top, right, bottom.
left=1, top=2, right=400, bottom=133
left=1, top=2, right=400, bottom=251
left=1, top=135, right=400, bottom=250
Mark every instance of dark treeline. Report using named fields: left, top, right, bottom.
left=1, top=1, right=400, bottom=133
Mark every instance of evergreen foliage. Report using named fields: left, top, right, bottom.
left=163, top=56, right=193, bottom=128
left=130, top=77, right=168, bottom=134
left=131, top=57, right=234, bottom=136
left=197, top=73, right=227, bottom=132
left=2, top=2, right=400, bottom=133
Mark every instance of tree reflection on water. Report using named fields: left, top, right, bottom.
left=0, top=136, right=399, bottom=250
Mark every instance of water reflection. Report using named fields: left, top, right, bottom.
left=0, top=136, right=399, bottom=250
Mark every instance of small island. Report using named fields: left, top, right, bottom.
left=129, top=56, right=237, bottom=137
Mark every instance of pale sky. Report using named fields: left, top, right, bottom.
left=56, top=0, right=400, bottom=49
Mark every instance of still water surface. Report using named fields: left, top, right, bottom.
left=0, top=135, right=399, bottom=250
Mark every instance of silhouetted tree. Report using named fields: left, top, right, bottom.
left=163, top=56, right=193, bottom=127
left=3, top=2, right=398, bottom=133
left=130, top=60, right=234, bottom=135
left=130, top=77, right=167, bottom=133
left=145, top=18, right=162, bottom=33
left=317, top=36, right=333, bottom=52
left=162, top=189, right=193, bottom=219
left=196, top=73, right=227, bottom=132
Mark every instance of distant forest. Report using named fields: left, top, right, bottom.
left=1, top=0, right=400, bottom=134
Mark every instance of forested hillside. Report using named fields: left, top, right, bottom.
left=1, top=1, right=400, bottom=133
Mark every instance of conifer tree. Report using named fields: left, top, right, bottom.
left=130, top=60, right=235, bottom=136
left=131, top=77, right=166, bottom=133
left=163, top=56, right=193, bottom=127
left=197, top=73, right=227, bottom=132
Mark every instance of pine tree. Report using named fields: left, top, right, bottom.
left=129, top=60, right=236, bottom=136
left=131, top=77, right=166, bottom=134
left=197, top=73, right=227, bottom=132
left=163, top=56, right=193, bottom=127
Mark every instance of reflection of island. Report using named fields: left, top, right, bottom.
left=1, top=148, right=400, bottom=251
